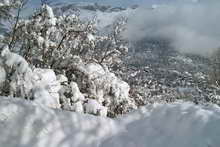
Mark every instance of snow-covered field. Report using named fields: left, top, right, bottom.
left=1, top=97, right=220, bottom=147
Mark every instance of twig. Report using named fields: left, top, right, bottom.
left=8, top=0, right=29, bottom=50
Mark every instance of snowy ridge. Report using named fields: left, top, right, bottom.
left=0, top=97, right=220, bottom=147
left=0, top=97, right=122, bottom=147
left=107, top=102, right=220, bottom=147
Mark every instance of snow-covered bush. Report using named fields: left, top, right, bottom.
left=0, top=45, right=61, bottom=108
left=0, top=45, right=33, bottom=97
left=85, top=99, right=107, bottom=117
left=32, top=68, right=61, bottom=108
left=65, top=62, right=136, bottom=117
left=5, top=4, right=127, bottom=70
left=0, top=4, right=137, bottom=117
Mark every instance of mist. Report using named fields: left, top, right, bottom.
left=123, top=1, right=220, bottom=57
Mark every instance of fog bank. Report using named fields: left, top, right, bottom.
left=123, top=1, right=220, bottom=56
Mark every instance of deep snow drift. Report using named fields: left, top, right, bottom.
left=0, top=97, right=220, bottom=147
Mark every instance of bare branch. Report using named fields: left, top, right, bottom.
left=8, top=0, right=29, bottom=50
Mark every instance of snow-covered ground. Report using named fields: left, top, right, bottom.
left=1, top=97, right=220, bottom=147
left=0, top=97, right=121, bottom=147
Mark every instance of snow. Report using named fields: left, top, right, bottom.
left=84, top=99, right=107, bottom=116
left=37, top=36, right=44, bottom=47
left=71, top=101, right=84, bottom=113
left=0, top=34, right=4, bottom=40
left=0, top=97, right=220, bottom=147
left=84, top=63, right=130, bottom=103
left=105, top=102, right=220, bottom=147
left=2, top=0, right=10, bottom=5
left=46, top=17, right=57, bottom=26
left=85, top=63, right=106, bottom=77
left=43, top=4, right=55, bottom=19
left=70, top=82, right=85, bottom=102
left=1, top=46, right=34, bottom=97
left=33, top=68, right=61, bottom=94
left=1, top=46, right=31, bottom=74
left=32, top=68, right=61, bottom=108
left=33, top=68, right=56, bottom=83
left=0, top=97, right=121, bottom=147
left=72, top=62, right=136, bottom=115
left=0, top=65, right=6, bottom=85
left=31, top=86, right=59, bottom=109
left=0, top=47, right=61, bottom=108
left=42, top=4, right=57, bottom=26
left=1, top=2, right=219, bottom=146
left=87, top=33, right=95, bottom=41
left=57, top=74, right=68, bottom=83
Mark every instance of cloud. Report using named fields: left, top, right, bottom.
left=123, top=1, right=220, bottom=57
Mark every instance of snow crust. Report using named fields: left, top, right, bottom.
left=104, top=102, right=220, bottom=147
left=0, top=97, right=220, bottom=147
left=0, top=97, right=121, bottom=147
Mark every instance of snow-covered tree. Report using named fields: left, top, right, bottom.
left=210, top=48, right=220, bottom=86
left=0, top=4, right=137, bottom=117
left=0, top=45, right=33, bottom=97
left=0, top=45, right=61, bottom=108
left=5, top=4, right=128, bottom=70
left=0, top=0, right=21, bottom=20
left=0, top=0, right=29, bottom=49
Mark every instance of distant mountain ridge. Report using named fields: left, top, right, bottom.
left=52, top=2, right=138, bottom=14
